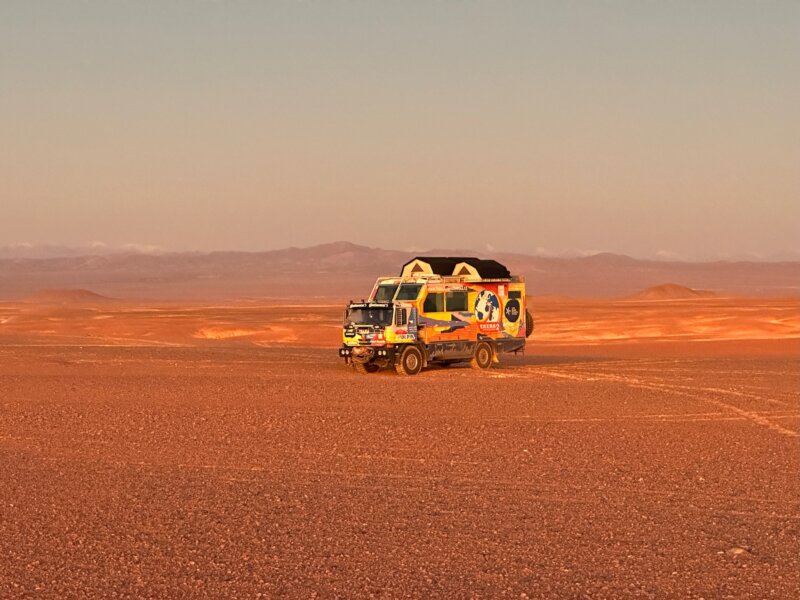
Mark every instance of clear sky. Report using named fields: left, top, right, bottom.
left=2, top=1, right=798, bottom=259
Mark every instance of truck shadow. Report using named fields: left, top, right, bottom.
left=425, top=354, right=609, bottom=371
left=500, top=354, right=609, bottom=367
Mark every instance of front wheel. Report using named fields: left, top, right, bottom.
left=395, top=346, right=424, bottom=376
left=354, top=362, right=380, bottom=374
left=471, top=341, right=493, bottom=370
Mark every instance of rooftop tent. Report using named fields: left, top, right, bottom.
left=401, top=258, right=436, bottom=276
left=452, top=262, right=481, bottom=279
left=401, top=257, right=475, bottom=277
left=465, top=259, right=511, bottom=279
left=401, top=257, right=511, bottom=279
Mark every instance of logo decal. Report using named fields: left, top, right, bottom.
left=504, top=299, right=520, bottom=323
left=474, top=290, right=500, bottom=322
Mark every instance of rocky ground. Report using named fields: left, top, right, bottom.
left=1, top=331, right=797, bottom=598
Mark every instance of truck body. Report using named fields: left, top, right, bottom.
left=339, top=257, right=533, bottom=375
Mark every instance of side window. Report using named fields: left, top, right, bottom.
left=509, top=291, right=522, bottom=300
left=423, top=292, right=444, bottom=313
left=445, top=290, right=468, bottom=312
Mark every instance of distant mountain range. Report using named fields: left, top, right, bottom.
left=3, top=242, right=799, bottom=262
left=1, top=241, right=797, bottom=300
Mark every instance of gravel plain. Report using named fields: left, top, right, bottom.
left=1, top=339, right=797, bottom=598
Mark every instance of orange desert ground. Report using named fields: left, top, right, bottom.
left=0, top=247, right=798, bottom=598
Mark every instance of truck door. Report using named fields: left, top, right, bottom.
left=420, top=290, right=445, bottom=343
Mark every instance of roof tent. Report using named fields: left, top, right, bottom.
left=401, top=257, right=511, bottom=279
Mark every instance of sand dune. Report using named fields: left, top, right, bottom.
left=23, top=288, right=119, bottom=305
left=627, top=283, right=718, bottom=301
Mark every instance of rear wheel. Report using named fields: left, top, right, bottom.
left=525, top=309, right=535, bottom=338
left=354, top=362, right=380, bottom=374
left=471, top=342, right=493, bottom=369
left=395, top=346, right=424, bottom=376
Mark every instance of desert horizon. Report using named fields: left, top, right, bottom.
left=2, top=240, right=799, bottom=302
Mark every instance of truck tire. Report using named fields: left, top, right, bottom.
left=471, top=341, right=493, bottom=370
left=395, top=346, right=423, bottom=376
left=525, top=309, right=534, bottom=338
left=354, top=362, right=380, bottom=374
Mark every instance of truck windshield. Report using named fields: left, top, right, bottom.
left=395, top=284, right=422, bottom=300
left=347, top=307, right=393, bottom=327
left=373, top=283, right=422, bottom=302
left=373, top=284, right=398, bottom=302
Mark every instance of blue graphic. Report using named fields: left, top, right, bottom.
left=418, top=314, right=471, bottom=333
left=407, top=308, right=418, bottom=335
left=475, top=290, right=500, bottom=322
left=504, top=299, right=521, bottom=323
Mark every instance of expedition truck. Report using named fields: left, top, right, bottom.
left=338, top=257, right=534, bottom=375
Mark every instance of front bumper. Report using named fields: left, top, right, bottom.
left=339, top=345, right=395, bottom=362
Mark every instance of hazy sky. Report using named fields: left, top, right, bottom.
left=2, top=1, right=798, bottom=259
